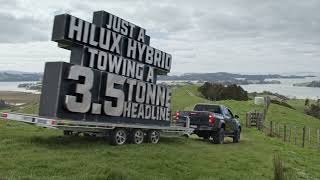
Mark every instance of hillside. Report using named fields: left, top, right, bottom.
left=0, top=71, right=42, bottom=82
left=0, top=86, right=320, bottom=179
left=159, top=72, right=313, bottom=81
left=294, top=81, right=320, bottom=88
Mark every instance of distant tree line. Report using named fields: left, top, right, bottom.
left=307, top=81, right=320, bottom=88
left=198, top=82, right=248, bottom=101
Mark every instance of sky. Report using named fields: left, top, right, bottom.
left=0, top=0, right=319, bottom=74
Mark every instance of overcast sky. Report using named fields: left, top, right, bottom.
left=0, top=0, right=319, bottom=74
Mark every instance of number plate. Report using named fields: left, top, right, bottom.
left=37, top=119, right=47, bottom=124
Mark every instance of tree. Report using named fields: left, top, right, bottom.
left=198, top=83, right=248, bottom=101
left=305, top=104, right=320, bottom=119
left=305, top=98, right=310, bottom=106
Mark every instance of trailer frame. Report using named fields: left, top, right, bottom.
left=1, top=112, right=193, bottom=145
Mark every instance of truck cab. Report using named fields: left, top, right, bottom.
left=176, top=103, right=241, bottom=144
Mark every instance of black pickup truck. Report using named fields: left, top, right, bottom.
left=176, top=103, right=241, bottom=144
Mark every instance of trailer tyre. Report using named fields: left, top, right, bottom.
left=111, top=128, right=127, bottom=145
left=130, top=129, right=144, bottom=144
left=63, top=130, right=72, bottom=136
left=213, top=128, right=224, bottom=144
left=147, top=130, right=160, bottom=144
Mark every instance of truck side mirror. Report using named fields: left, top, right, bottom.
left=235, top=115, right=239, bottom=118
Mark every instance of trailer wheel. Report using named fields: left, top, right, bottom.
left=111, top=128, right=127, bottom=145
left=147, top=130, right=160, bottom=144
left=63, top=130, right=72, bottom=136
left=130, top=129, right=144, bottom=144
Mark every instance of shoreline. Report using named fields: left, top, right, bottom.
left=0, top=90, right=314, bottom=100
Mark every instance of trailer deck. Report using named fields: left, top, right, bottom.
left=1, top=112, right=193, bottom=145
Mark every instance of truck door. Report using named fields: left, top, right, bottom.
left=227, top=108, right=237, bottom=131
left=222, top=107, right=233, bottom=132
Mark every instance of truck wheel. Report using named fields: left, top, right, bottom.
left=147, top=130, right=160, bottom=144
left=111, top=128, right=127, bottom=145
left=233, top=130, right=240, bottom=143
left=213, top=128, right=224, bottom=144
left=131, top=129, right=144, bottom=144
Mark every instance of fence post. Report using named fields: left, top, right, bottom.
left=294, top=126, right=297, bottom=145
left=302, top=126, right=306, bottom=148
left=318, top=129, right=320, bottom=149
left=288, top=126, right=291, bottom=143
left=284, top=124, right=287, bottom=142
left=245, top=112, right=247, bottom=127
left=269, top=121, right=273, bottom=136
left=278, top=124, right=281, bottom=137
left=246, top=112, right=249, bottom=128
left=308, top=128, right=311, bottom=145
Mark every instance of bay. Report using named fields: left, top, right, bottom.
left=241, top=74, right=320, bottom=99
left=0, top=81, right=40, bottom=94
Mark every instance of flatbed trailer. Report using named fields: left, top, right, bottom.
left=1, top=112, right=193, bottom=145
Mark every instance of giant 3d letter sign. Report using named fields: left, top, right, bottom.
left=39, top=11, right=172, bottom=126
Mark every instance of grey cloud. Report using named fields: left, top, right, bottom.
left=0, top=0, right=319, bottom=74
left=0, top=12, right=49, bottom=43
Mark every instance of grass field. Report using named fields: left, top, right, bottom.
left=0, top=91, right=40, bottom=104
left=0, top=87, right=320, bottom=179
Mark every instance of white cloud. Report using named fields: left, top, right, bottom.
left=0, top=0, right=319, bottom=74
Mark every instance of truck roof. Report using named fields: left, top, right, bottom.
left=193, top=103, right=229, bottom=111
left=194, top=103, right=222, bottom=107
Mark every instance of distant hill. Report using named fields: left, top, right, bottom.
left=0, top=71, right=42, bottom=82
left=0, top=71, right=314, bottom=83
left=294, top=81, right=320, bottom=88
left=158, top=72, right=314, bottom=82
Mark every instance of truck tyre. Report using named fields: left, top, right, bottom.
left=213, top=128, right=224, bottom=144
left=130, top=129, right=144, bottom=144
left=233, top=130, right=240, bottom=143
left=111, top=128, right=127, bottom=145
left=147, top=130, right=160, bottom=144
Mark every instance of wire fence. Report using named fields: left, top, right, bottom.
left=262, top=121, right=320, bottom=149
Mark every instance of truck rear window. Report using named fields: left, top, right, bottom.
left=193, top=105, right=221, bottom=113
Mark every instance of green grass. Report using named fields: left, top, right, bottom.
left=0, top=91, right=40, bottom=104
left=287, top=99, right=307, bottom=113
left=0, top=86, right=320, bottom=179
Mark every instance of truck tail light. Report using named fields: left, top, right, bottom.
left=2, top=112, right=8, bottom=119
left=175, top=111, right=180, bottom=121
left=209, top=113, right=215, bottom=125
left=51, top=120, right=57, bottom=125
